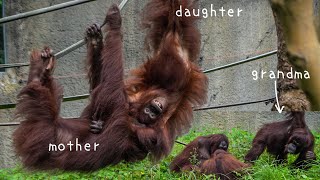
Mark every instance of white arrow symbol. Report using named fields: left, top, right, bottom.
left=274, top=81, right=284, bottom=113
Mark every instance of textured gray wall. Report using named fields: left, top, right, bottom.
left=194, top=111, right=320, bottom=133
left=0, top=0, right=319, bottom=168
left=199, top=0, right=277, bottom=111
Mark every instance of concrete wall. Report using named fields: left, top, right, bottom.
left=199, top=0, right=277, bottom=111
left=0, top=0, right=319, bottom=168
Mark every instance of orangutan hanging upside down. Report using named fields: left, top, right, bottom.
left=13, top=0, right=207, bottom=171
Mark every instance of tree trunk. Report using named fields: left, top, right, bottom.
left=271, top=10, right=310, bottom=111
left=270, top=0, right=320, bottom=111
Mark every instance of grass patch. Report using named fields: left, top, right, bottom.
left=0, top=128, right=319, bottom=180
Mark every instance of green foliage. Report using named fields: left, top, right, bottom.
left=0, top=128, right=319, bottom=180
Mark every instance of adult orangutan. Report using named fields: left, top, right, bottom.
left=245, top=112, right=316, bottom=169
left=13, top=0, right=207, bottom=171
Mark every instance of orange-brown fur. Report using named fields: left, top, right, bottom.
left=201, top=150, right=250, bottom=180
left=170, top=134, right=249, bottom=180
left=245, top=112, right=316, bottom=169
left=170, top=134, right=229, bottom=172
left=13, top=0, right=207, bottom=171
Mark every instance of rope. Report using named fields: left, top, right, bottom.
left=0, top=0, right=130, bottom=69
left=193, top=98, right=275, bottom=111
left=0, top=51, right=277, bottom=114
left=203, top=50, right=277, bottom=74
left=0, top=1, right=276, bottom=128
left=0, top=0, right=97, bottom=24
left=0, top=0, right=275, bottom=149
left=0, top=49, right=277, bottom=109
left=0, top=122, right=20, bottom=126
left=0, top=49, right=277, bottom=70
left=52, top=0, right=129, bottom=60
left=62, top=94, right=89, bottom=102
left=175, top=140, right=187, bottom=146
left=0, top=120, right=189, bottom=146
left=0, top=95, right=275, bottom=110
left=0, top=94, right=90, bottom=110
left=0, top=97, right=275, bottom=126
left=0, top=121, right=186, bottom=146
left=0, top=62, right=29, bottom=68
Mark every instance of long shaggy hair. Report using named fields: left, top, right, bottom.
left=13, top=0, right=208, bottom=171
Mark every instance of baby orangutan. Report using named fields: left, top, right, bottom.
left=170, top=134, right=250, bottom=179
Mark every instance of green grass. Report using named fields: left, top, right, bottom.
left=0, top=128, right=319, bottom=180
